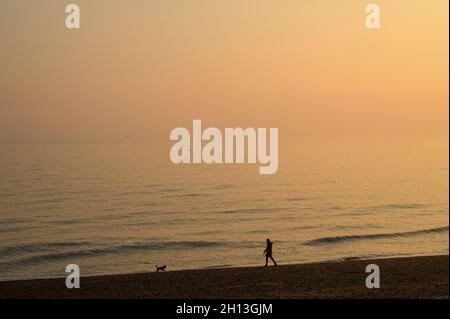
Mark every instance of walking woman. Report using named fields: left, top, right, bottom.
left=263, top=238, right=278, bottom=267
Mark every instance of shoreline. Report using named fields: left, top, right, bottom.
left=0, top=255, right=448, bottom=299
left=2, top=252, right=445, bottom=284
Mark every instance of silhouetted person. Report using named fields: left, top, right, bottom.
left=263, top=238, right=277, bottom=267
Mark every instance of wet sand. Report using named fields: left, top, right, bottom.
left=0, top=255, right=447, bottom=299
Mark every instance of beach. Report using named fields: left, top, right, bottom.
left=0, top=255, right=447, bottom=299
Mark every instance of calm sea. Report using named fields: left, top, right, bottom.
left=0, top=138, right=448, bottom=281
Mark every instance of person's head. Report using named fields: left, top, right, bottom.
left=266, top=238, right=270, bottom=243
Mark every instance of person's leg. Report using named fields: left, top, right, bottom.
left=270, top=256, right=277, bottom=266
left=265, top=256, right=268, bottom=267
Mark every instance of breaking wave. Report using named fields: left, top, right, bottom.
left=304, top=226, right=449, bottom=246
left=0, top=240, right=261, bottom=265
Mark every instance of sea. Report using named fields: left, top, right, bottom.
left=0, top=137, right=448, bottom=281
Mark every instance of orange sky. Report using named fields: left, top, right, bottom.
left=0, top=0, right=448, bottom=140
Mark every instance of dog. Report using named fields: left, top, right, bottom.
left=156, top=265, right=167, bottom=272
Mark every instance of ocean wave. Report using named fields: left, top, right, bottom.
left=222, top=207, right=289, bottom=214
left=304, top=226, right=449, bottom=246
left=285, top=197, right=314, bottom=202
left=0, top=241, right=93, bottom=257
left=1, top=240, right=261, bottom=265
left=0, top=226, right=37, bottom=234
left=178, top=193, right=206, bottom=198
left=333, top=256, right=363, bottom=262
left=364, top=203, right=426, bottom=210
left=0, top=218, right=30, bottom=225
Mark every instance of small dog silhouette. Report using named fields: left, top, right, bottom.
left=156, top=265, right=166, bottom=272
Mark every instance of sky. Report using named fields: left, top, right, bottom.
left=0, top=0, right=448, bottom=141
